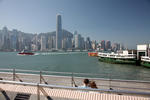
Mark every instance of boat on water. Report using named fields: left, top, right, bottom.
left=141, top=56, right=150, bottom=67
left=88, top=52, right=98, bottom=57
left=18, top=50, right=34, bottom=55
left=98, top=50, right=137, bottom=64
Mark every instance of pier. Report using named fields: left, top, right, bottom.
left=0, top=68, right=150, bottom=100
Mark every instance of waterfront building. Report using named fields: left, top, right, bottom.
left=92, top=40, right=97, bottom=50
left=66, top=37, right=72, bottom=49
left=56, top=14, right=62, bottom=50
left=112, top=43, right=120, bottom=52
left=31, top=44, right=37, bottom=51
left=35, top=34, right=39, bottom=51
left=11, top=29, right=18, bottom=50
left=40, top=35, right=46, bottom=51
left=74, top=33, right=81, bottom=49
left=62, top=38, right=67, bottom=49
left=100, top=40, right=105, bottom=51
left=72, top=31, right=77, bottom=49
left=137, top=44, right=150, bottom=67
left=137, top=44, right=150, bottom=60
left=61, top=29, right=73, bottom=50
left=80, top=37, right=85, bottom=50
left=48, top=36, right=54, bottom=50
left=85, top=37, right=92, bottom=50
left=105, top=41, right=111, bottom=51
left=52, top=36, right=56, bottom=49
left=0, top=33, right=3, bottom=48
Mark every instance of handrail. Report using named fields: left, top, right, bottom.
left=0, top=68, right=150, bottom=79
left=15, top=69, right=40, bottom=73
left=0, top=80, right=150, bottom=96
left=0, top=71, right=150, bottom=84
left=0, top=68, right=13, bottom=71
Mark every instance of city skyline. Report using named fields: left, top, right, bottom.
left=0, top=0, right=150, bottom=49
left=0, top=25, right=124, bottom=52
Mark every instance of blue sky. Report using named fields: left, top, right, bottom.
left=0, top=0, right=150, bottom=49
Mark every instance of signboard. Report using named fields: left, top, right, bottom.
left=137, top=44, right=148, bottom=51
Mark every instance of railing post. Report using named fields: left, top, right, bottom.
left=13, top=69, right=15, bottom=81
left=37, top=83, right=40, bottom=100
left=109, top=73, right=112, bottom=90
left=40, top=71, right=42, bottom=84
left=71, top=72, right=74, bottom=87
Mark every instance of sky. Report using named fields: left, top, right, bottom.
left=0, top=0, right=150, bottom=49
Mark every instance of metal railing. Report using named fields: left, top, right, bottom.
left=0, top=80, right=150, bottom=100
left=0, top=68, right=150, bottom=99
left=0, top=68, right=150, bottom=87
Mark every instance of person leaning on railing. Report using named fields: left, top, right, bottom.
left=89, top=81, right=98, bottom=89
left=74, top=79, right=99, bottom=89
left=74, top=79, right=91, bottom=88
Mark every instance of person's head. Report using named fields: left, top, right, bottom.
left=90, top=81, right=98, bottom=89
left=83, top=79, right=90, bottom=86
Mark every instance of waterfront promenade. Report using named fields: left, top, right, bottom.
left=0, top=83, right=150, bottom=100
left=0, top=69, right=150, bottom=100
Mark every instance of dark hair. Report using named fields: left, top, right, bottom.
left=83, top=79, right=89, bottom=84
left=90, top=81, right=98, bottom=89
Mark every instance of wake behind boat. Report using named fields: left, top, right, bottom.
left=18, top=50, right=34, bottom=55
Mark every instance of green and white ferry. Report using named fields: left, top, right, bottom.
left=98, top=50, right=137, bottom=64
left=141, top=56, right=150, bottom=68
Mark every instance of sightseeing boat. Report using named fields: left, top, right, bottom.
left=141, top=56, right=150, bottom=68
left=18, top=50, right=34, bottom=55
left=88, top=52, right=98, bottom=57
left=98, top=50, right=137, bottom=64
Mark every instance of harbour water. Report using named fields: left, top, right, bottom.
left=0, top=52, right=150, bottom=81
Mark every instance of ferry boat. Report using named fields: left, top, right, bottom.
left=141, top=56, right=150, bottom=68
left=88, top=52, right=98, bottom=57
left=98, top=50, right=137, bottom=64
left=18, top=50, right=34, bottom=55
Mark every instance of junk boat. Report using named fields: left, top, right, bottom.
left=98, top=50, right=137, bottom=64
left=18, top=50, right=34, bottom=55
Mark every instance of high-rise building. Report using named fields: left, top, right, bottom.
left=80, top=37, right=85, bottom=49
left=72, top=31, right=77, bottom=48
left=100, top=40, right=105, bottom=51
left=92, top=40, right=97, bottom=50
left=105, top=41, right=111, bottom=51
left=85, top=37, right=92, bottom=50
left=40, top=35, right=46, bottom=51
left=74, top=33, right=81, bottom=49
left=56, top=14, right=62, bottom=50
left=112, top=43, right=120, bottom=52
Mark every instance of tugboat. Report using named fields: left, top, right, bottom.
left=18, top=50, right=34, bottom=55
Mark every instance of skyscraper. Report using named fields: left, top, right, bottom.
left=40, top=35, right=46, bottom=51
left=92, top=40, right=97, bottom=50
left=105, top=41, right=111, bottom=51
left=101, top=40, right=105, bottom=51
left=56, top=14, right=62, bottom=50
left=74, top=32, right=81, bottom=49
left=85, top=37, right=92, bottom=50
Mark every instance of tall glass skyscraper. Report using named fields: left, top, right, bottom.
left=56, top=14, right=62, bottom=50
